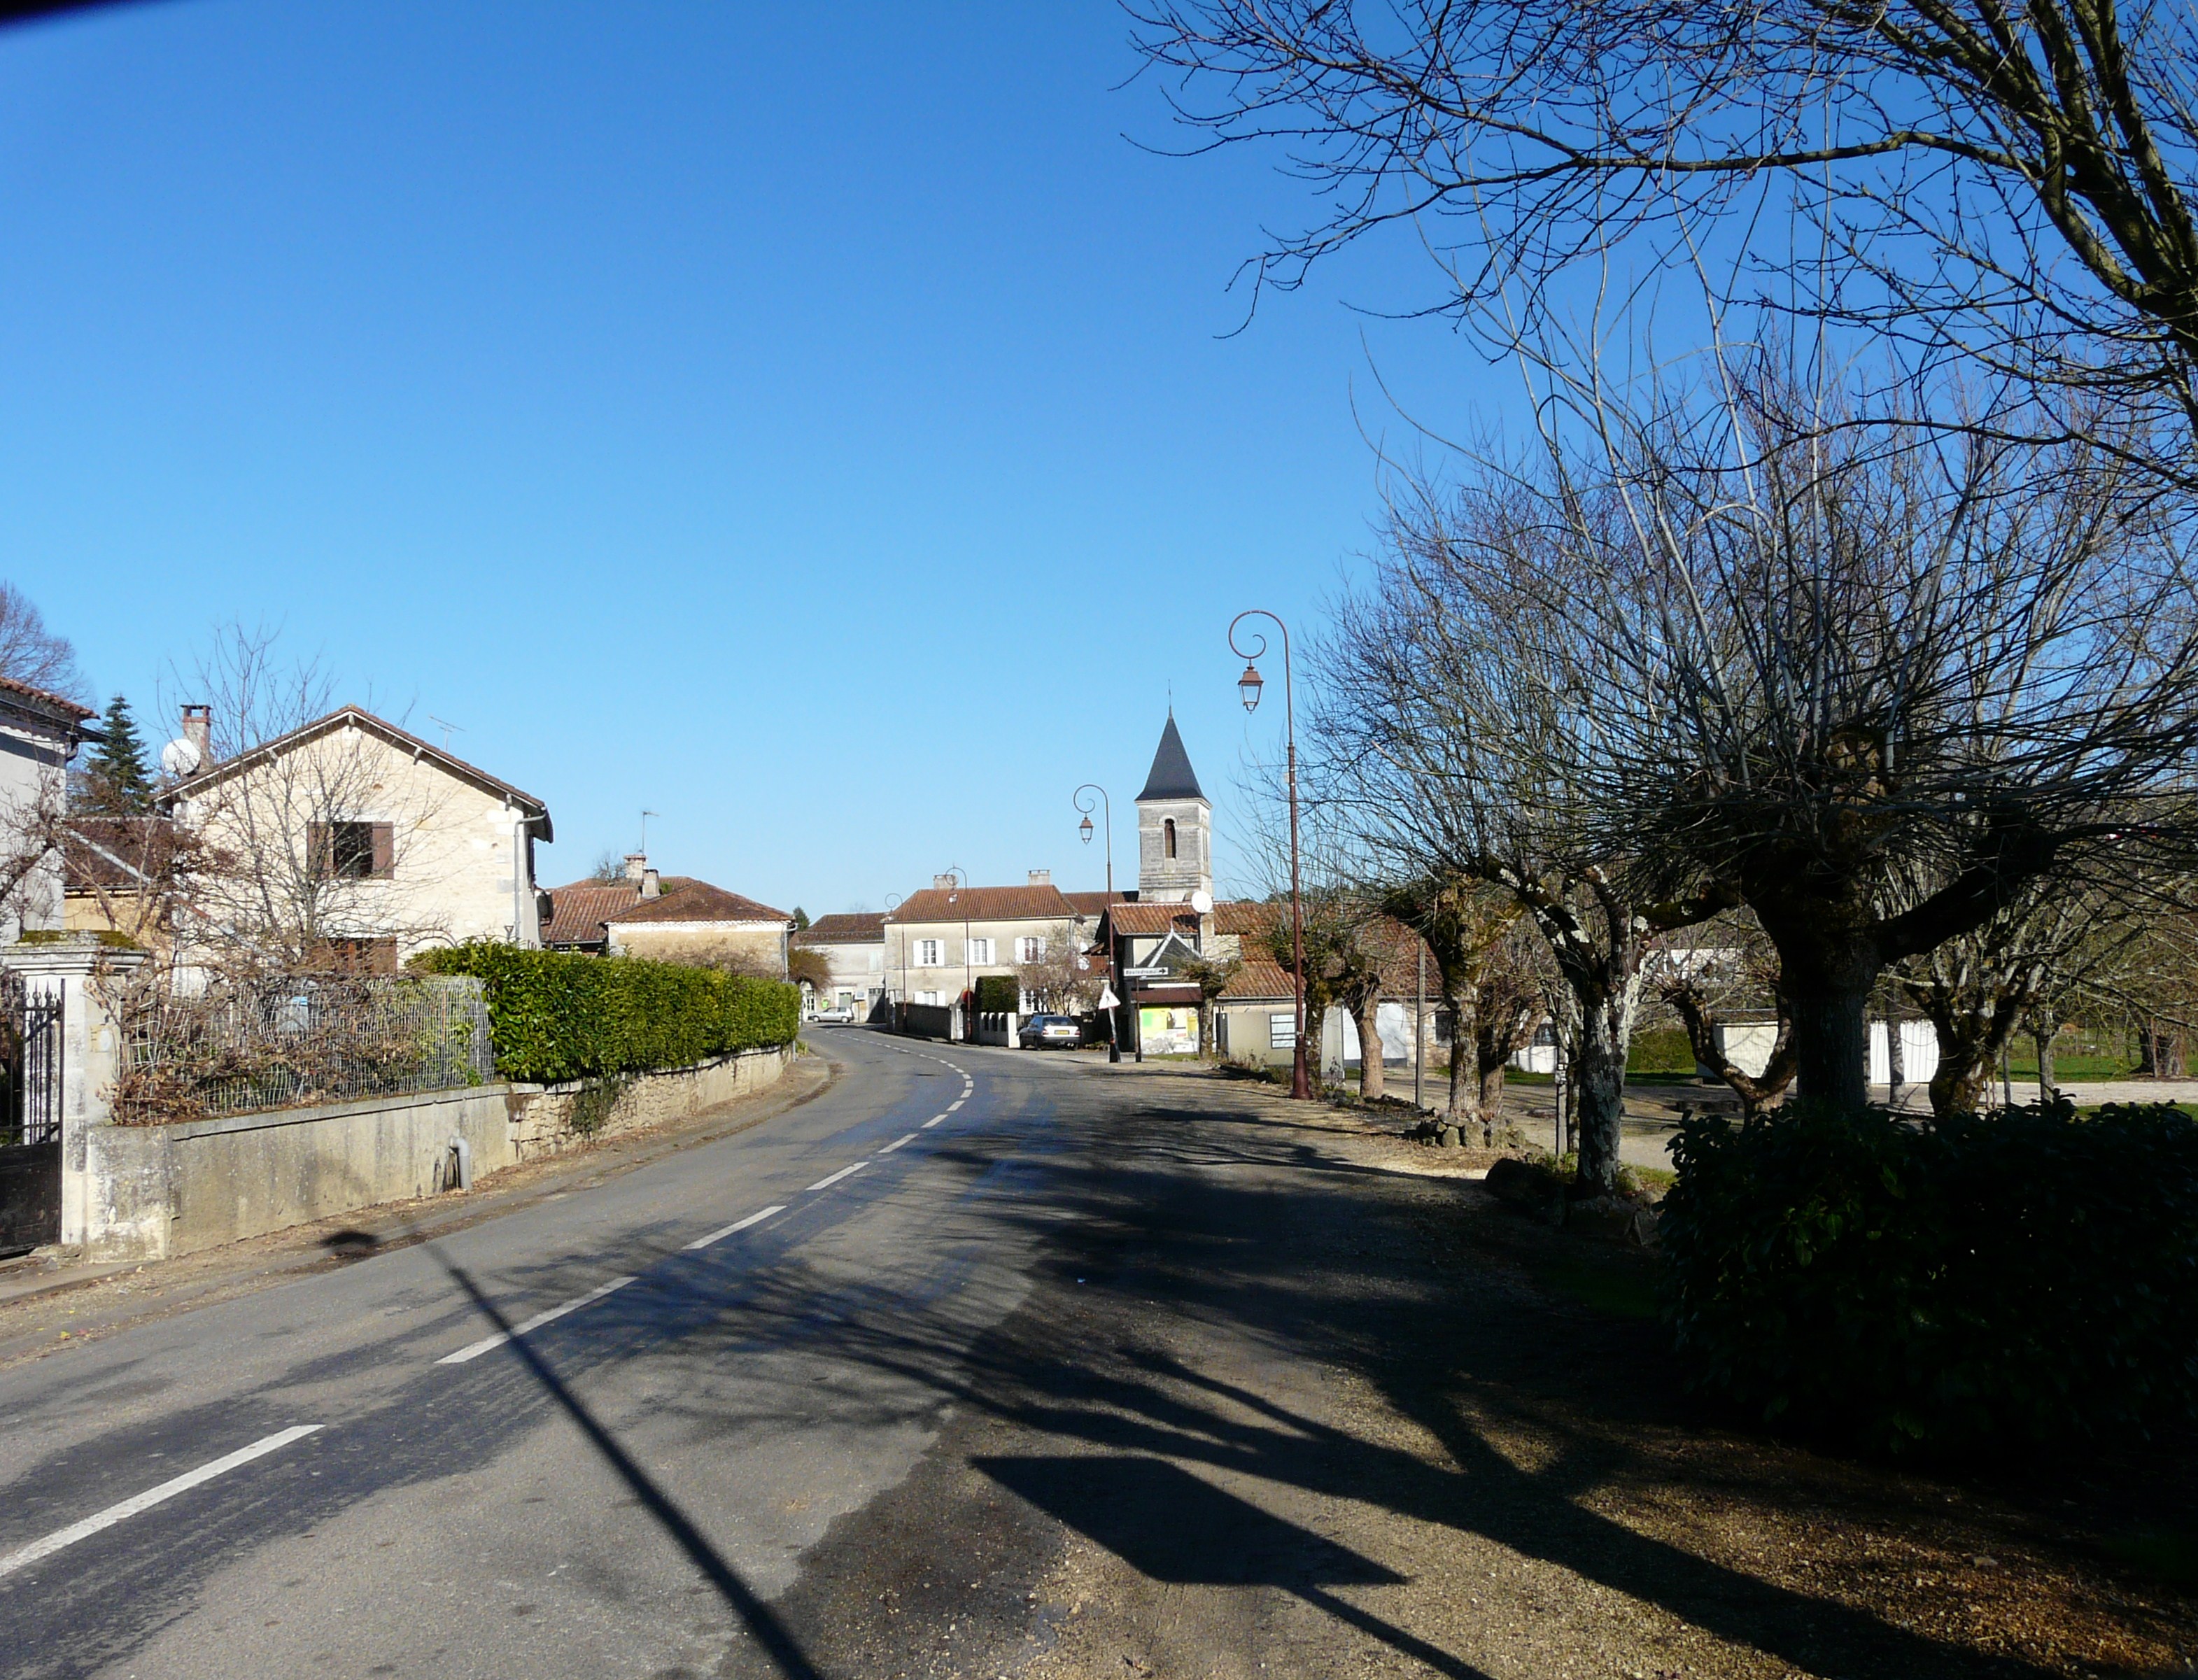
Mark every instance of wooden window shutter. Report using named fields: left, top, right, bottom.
left=307, top=821, right=330, bottom=880
left=371, top=824, right=395, bottom=879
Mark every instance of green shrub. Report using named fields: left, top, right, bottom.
left=1661, top=1099, right=2198, bottom=1455
left=974, top=974, right=1020, bottom=1014
left=411, top=942, right=799, bottom=1082
left=1626, top=1026, right=1698, bottom=1075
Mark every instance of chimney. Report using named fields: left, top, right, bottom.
left=933, top=873, right=957, bottom=891
left=641, top=868, right=661, bottom=900
left=624, top=852, right=647, bottom=882
left=181, top=705, right=211, bottom=763
left=1027, top=869, right=1051, bottom=886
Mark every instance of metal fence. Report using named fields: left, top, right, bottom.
left=115, top=974, right=494, bottom=1124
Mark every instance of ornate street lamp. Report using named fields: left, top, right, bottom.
left=1073, top=783, right=1122, bottom=1062
left=1230, top=609, right=1311, bottom=1099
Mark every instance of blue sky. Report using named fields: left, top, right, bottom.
left=5, top=0, right=1500, bottom=913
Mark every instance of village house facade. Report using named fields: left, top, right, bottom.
left=0, top=677, right=96, bottom=942
left=791, top=911, right=887, bottom=1017
left=882, top=872, right=1101, bottom=1017
left=162, top=704, right=553, bottom=973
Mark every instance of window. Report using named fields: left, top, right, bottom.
left=319, top=937, right=398, bottom=975
left=1164, top=817, right=1177, bottom=859
left=915, top=939, right=943, bottom=967
left=1017, top=936, right=1045, bottom=963
left=1269, top=1013, right=1298, bottom=1050
left=311, top=820, right=393, bottom=881
left=918, top=989, right=942, bottom=1007
left=968, top=938, right=994, bottom=966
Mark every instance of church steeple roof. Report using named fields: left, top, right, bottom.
left=1136, top=712, right=1205, bottom=802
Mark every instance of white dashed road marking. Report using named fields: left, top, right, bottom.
left=878, top=1133, right=919, bottom=1154
left=684, top=1204, right=787, bottom=1251
left=922, top=1114, right=948, bottom=1129
left=438, top=1276, right=637, bottom=1366
left=0, top=1426, right=324, bottom=1581
left=805, top=1159, right=871, bottom=1192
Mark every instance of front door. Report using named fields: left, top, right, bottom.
left=0, top=974, right=62, bottom=1256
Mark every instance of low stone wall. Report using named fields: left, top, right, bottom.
left=506, top=1045, right=794, bottom=1162
left=76, top=1043, right=795, bottom=1262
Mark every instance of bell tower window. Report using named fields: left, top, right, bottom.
left=1164, top=818, right=1177, bottom=859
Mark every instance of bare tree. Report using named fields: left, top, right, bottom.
left=1312, top=511, right=1733, bottom=1189
left=164, top=625, right=453, bottom=977
left=1134, top=0, right=2198, bottom=482
left=1654, top=915, right=1801, bottom=1117
left=1382, top=874, right=1540, bottom=1131
left=0, top=582, right=85, bottom=701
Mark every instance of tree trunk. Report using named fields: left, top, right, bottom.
left=2140, top=1020, right=2187, bottom=1078
left=1887, top=1015, right=1905, bottom=1110
left=2033, top=1013, right=2057, bottom=1101
left=1353, top=997, right=1385, bottom=1101
left=1444, top=991, right=1472, bottom=1122
left=1476, top=1061, right=1507, bottom=1145
left=1572, top=1001, right=1627, bottom=1192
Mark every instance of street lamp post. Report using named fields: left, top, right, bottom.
left=1230, top=609, right=1311, bottom=1101
left=1073, top=784, right=1122, bottom=1064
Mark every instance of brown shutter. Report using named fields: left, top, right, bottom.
left=371, top=823, right=395, bottom=879
left=307, top=821, right=330, bottom=881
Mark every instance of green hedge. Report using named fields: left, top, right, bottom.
left=411, top=942, right=800, bottom=1082
left=1627, top=1026, right=1698, bottom=1075
left=1661, top=1099, right=2198, bottom=1455
left=975, top=974, right=1020, bottom=1014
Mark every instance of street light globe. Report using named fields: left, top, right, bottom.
left=1238, top=661, right=1264, bottom=712
left=1079, top=813, right=1094, bottom=844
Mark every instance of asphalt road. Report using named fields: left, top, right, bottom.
left=0, top=1027, right=1104, bottom=1679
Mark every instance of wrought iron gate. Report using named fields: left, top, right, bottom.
left=0, top=970, right=62, bottom=1256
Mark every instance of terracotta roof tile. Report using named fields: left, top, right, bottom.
left=890, top=884, right=1075, bottom=923
left=1061, top=890, right=1129, bottom=918
left=1213, top=900, right=1278, bottom=937
left=1104, top=902, right=1203, bottom=936
left=1221, top=959, right=1299, bottom=1001
left=0, top=674, right=94, bottom=722
left=541, top=881, right=640, bottom=946
left=794, top=912, right=886, bottom=945
left=605, top=881, right=791, bottom=926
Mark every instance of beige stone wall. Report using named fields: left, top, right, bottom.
left=76, top=1044, right=797, bottom=1260
left=607, top=922, right=787, bottom=973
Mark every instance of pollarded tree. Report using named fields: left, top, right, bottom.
left=1135, top=0, right=2198, bottom=486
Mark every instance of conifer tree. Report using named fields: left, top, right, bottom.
left=83, top=693, right=153, bottom=814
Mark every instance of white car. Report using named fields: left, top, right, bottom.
left=810, top=1005, right=856, bottom=1024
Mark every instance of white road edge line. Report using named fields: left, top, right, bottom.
left=878, top=1132, right=918, bottom=1154
left=0, top=1425, right=323, bottom=1582
left=922, top=1113, right=948, bottom=1128
left=684, top=1204, right=788, bottom=1251
left=805, top=1159, right=871, bottom=1192
left=438, top=1276, right=637, bottom=1366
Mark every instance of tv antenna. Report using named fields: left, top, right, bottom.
left=640, top=810, right=659, bottom=854
left=426, top=714, right=465, bottom=750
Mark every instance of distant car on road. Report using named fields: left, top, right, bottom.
left=810, top=1005, right=855, bottom=1024
left=1018, top=1013, right=1083, bottom=1049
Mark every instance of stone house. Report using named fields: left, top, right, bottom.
left=162, top=704, right=554, bottom=973
left=883, top=872, right=1099, bottom=1016
left=791, top=912, right=887, bottom=1017
left=0, top=676, right=97, bottom=941
left=604, top=879, right=792, bottom=975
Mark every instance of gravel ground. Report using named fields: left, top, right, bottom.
left=873, top=1061, right=2198, bottom=1679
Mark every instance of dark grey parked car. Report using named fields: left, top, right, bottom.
left=1017, top=1013, right=1083, bottom=1049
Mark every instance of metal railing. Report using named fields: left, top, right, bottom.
left=115, top=974, right=494, bottom=1124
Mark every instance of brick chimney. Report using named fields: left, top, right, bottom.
left=624, top=852, right=647, bottom=882
left=933, top=873, right=957, bottom=891
left=1027, top=870, right=1051, bottom=886
left=181, top=705, right=211, bottom=763
left=641, top=867, right=661, bottom=900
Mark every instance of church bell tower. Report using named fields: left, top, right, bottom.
left=1136, top=712, right=1212, bottom=903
